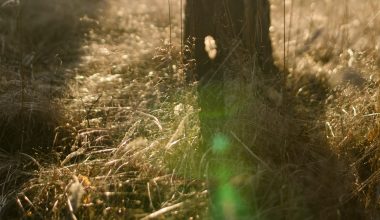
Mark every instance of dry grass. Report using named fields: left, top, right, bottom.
left=0, top=0, right=379, bottom=219
left=271, top=0, right=380, bottom=218
left=1, top=0, right=207, bottom=219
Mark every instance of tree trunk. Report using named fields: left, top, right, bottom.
left=185, top=1, right=282, bottom=218
left=185, top=0, right=279, bottom=150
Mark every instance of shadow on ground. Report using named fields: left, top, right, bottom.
left=0, top=0, right=104, bottom=218
left=0, top=0, right=104, bottom=154
left=281, top=72, right=366, bottom=219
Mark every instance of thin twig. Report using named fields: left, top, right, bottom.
left=283, top=0, right=286, bottom=70
left=19, top=152, right=41, bottom=169
left=287, top=0, right=294, bottom=68
left=168, top=0, right=172, bottom=45
left=147, top=182, right=155, bottom=210
left=230, top=131, right=272, bottom=170
left=164, top=114, right=190, bottom=151
left=136, top=110, right=163, bottom=131
left=61, top=148, right=86, bottom=166
left=16, top=197, right=25, bottom=213
left=325, top=122, right=335, bottom=137
left=66, top=197, right=78, bottom=220
left=81, top=94, right=102, bottom=127
left=180, top=0, right=183, bottom=56
left=363, top=113, right=380, bottom=117
left=141, top=202, right=183, bottom=220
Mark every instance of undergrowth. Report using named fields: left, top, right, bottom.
left=0, top=0, right=379, bottom=219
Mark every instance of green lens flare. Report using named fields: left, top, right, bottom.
left=212, top=170, right=250, bottom=219
left=212, top=133, right=230, bottom=153
left=210, top=133, right=250, bottom=219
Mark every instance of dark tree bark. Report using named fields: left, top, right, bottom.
left=185, top=2, right=282, bottom=218
left=185, top=0, right=279, bottom=150
left=185, top=0, right=276, bottom=80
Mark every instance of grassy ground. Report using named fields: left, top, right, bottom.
left=272, top=0, right=380, bottom=218
left=0, top=0, right=379, bottom=219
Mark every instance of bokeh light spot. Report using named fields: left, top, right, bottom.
left=212, top=133, right=230, bottom=153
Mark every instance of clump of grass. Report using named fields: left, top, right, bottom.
left=13, top=81, right=208, bottom=219
left=271, top=0, right=380, bottom=217
left=326, top=82, right=380, bottom=217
